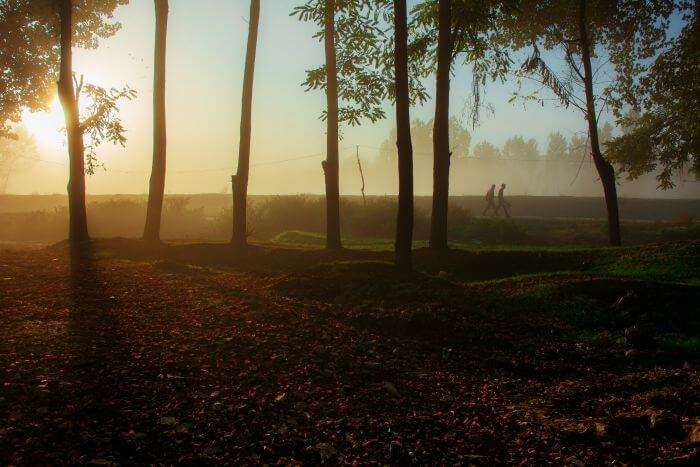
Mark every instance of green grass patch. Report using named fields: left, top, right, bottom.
left=659, top=335, right=700, bottom=354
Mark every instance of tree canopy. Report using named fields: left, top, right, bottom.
left=0, top=0, right=128, bottom=137
left=410, top=0, right=514, bottom=125
left=606, top=3, right=699, bottom=188
left=292, top=0, right=432, bottom=127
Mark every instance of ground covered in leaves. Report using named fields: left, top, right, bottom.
left=1, top=240, right=699, bottom=464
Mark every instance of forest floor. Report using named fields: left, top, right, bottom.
left=0, top=239, right=699, bottom=464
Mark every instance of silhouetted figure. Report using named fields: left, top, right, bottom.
left=482, top=184, right=497, bottom=216
left=496, top=183, right=510, bottom=218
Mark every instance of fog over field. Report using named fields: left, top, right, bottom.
left=3, top=1, right=697, bottom=199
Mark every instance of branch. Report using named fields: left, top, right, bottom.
left=79, top=108, right=109, bottom=133
left=72, top=73, right=84, bottom=102
left=565, top=47, right=585, bottom=82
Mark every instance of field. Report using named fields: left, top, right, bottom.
left=1, top=235, right=698, bottom=464
left=1, top=194, right=699, bottom=246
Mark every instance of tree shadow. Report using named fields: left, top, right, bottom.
left=66, top=243, right=135, bottom=461
left=69, top=243, right=122, bottom=365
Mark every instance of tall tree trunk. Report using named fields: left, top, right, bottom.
left=578, top=0, right=621, bottom=246
left=394, top=0, right=414, bottom=272
left=57, top=0, right=89, bottom=243
left=429, top=0, right=451, bottom=250
left=323, top=0, right=341, bottom=250
left=143, top=0, right=169, bottom=243
left=231, top=0, right=260, bottom=248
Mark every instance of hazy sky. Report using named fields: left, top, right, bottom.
left=11, top=0, right=698, bottom=198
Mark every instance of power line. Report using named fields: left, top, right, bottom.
left=13, top=154, right=66, bottom=166
left=251, top=151, right=324, bottom=167
left=13, top=149, right=334, bottom=175
left=14, top=143, right=681, bottom=177
left=356, top=144, right=595, bottom=164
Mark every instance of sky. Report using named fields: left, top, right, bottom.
left=11, top=0, right=699, bottom=198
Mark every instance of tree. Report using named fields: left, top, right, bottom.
left=577, top=0, right=618, bottom=243
left=0, top=0, right=128, bottom=135
left=606, top=3, right=698, bottom=189
left=56, top=0, right=133, bottom=242
left=449, top=117, right=471, bottom=158
left=501, top=135, right=539, bottom=160
left=373, top=117, right=470, bottom=194
left=599, top=122, right=613, bottom=146
left=231, top=0, right=261, bottom=248
left=545, top=132, right=568, bottom=161
left=472, top=141, right=500, bottom=159
left=543, top=131, right=569, bottom=195
left=568, top=133, right=589, bottom=160
left=293, top=0, right=430, bottom=249
left=0, top=1, right=57, bottom=138
left=393, top=0, right=413, bottom=271
left=322, top=0, right=341, bottom=249
left=0, top=128, right=37, bottom=194
left=507, top=0, right=676, bottom=245
left=143, top=0, right=169, bottom=243
left=412, top=0, right=512, bottom=250
left=2, top=0, right=132, bottom=242
left=428, top=0, right=451, bottom=249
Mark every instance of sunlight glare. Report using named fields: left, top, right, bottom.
left=22, top=97, right=66, bottom=154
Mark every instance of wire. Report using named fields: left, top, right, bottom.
left=252, top=151, right=325, bottom=167
left=356, top=144, right=595, bottom=164
left=10, top=143, right=651, bottom=177
left=13, top=154, right=66, bottom=166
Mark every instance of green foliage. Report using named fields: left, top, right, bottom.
left=592, top=241, right=700, bottom=283
left=291, top=0, right=427, bottom=127
left=0, top=0, right=129, bottom=137
left=77, top=81, right=137, bottom=174
left=606, top=6, right=699, bottom=189
left=410, top=0, right=514, bottom=126
left=517, top=45, right=572, bottom=108
left=507, top=0, right=676, bottom=121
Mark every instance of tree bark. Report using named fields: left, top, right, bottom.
left=394, top=0, right=414, bottom=272
left=57, top=0, right=89, bottom=243
left=429, top=0, right=452, bottom=250
left=143, top=0, right=169, bottom=243
left=578, top=0, right=621, bottom=246
left=323, top=0, right=341, bottom=250
left=231, top=0, right=260, bottom=248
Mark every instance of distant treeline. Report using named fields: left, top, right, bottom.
left=342, top=119, right=698, bottom=197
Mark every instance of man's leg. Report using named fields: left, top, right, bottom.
left=501, top=202, right=510, bottom=218
left=486, top=201, right=496, bottom=216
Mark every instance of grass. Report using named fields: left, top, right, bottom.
left=270, top=230, right=700, bottom=284
left=660, top=336, right=700, bottom=354
left=591, top=241, right=700, bottom=283
left=271, top=230, right=431, bottom=251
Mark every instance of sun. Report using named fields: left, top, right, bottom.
left=21, top=97, right=67, bottom=154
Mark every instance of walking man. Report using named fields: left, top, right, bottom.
left=496, top=183, right=510, bottom=218
left=482, top=184, right=497, bottom=216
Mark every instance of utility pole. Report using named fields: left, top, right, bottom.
left=356, top=145, right=366, bottom=206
